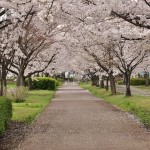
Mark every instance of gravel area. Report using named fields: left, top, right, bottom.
left=11, top=83, right=150, bottom=150
left=0, top=121, right=31, bottom=150
left=116, top=85, right=150, bottom=96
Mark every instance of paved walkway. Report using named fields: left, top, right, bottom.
left=17, top=83, right=150, bottom=150
left=116, top=85, right=150, bottom=96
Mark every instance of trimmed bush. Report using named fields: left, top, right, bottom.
left=118, top=78, right=150, bottom=86
left=0, top=97, right=12, bottom=134
left=32, top=77, right=58, bottom=90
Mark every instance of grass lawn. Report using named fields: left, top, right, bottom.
left=80, top=82, right=150, bottom=129
left=12, top=90, right=55, bottom=122
left=7, top=81, right=16, bottom=88
left=7, top=83, right=16, bottom=89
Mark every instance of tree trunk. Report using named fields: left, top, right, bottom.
left=36, top=73, right=39, bottom=77
left=0, top=63, right=7, bottom=96
left=2, top=65, right=7, bottom=86
left=100, top=79, right=104, bottom=88
left=2, top=66, right=7, bottom=96
left=91, top=78, right=95, bottom=86
left=45, top=72, right=49, bottom=77
left=41, top=72, right=44, bottom=77
left=0, top=78, right=3, bottom=96
left=28, top=76, right=32, bottom=90
left=144, top=72, right=149, bottom=86
left=105, top=76, right=109, bottom=91
left=125, top=74, right=131, bottom=96
left=3, top=77, right=7, bottom=87
left=16, top=73, right=25, bottom=86
left=91, top=75, right=99, bottom=86
left=109, top=73, right=116, bottom=95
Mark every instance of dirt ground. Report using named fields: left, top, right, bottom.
left=0, top=121, right=31, bottom=150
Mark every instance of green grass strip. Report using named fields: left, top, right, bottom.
left=80, top=82, right=150, bottom=129
left=12, top=90, right=55, bottom=123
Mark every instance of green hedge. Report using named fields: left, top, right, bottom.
left=118, top=80, right=123, bottom=85
left=0, top=97, right=12, bottom=134
left=32, top=77, right=59, bottom=90
left=55, top=80, right=59, bottom=87
left=118, top=78, right=150, bottom=86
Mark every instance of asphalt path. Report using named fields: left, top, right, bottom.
left=17, top=83, right=150, bottom=150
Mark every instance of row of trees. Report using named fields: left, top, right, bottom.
left=1, top=0, right=150, bottom=97
left=0, top=0, right=68, bottom=95
left=59, top=0, right=150, bottom=96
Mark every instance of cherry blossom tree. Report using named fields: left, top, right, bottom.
left=7, top=16, right=61, bottom=86
left=0, top=23, right=19, bottom=95
left=0, top=0, right=64, bottom=92
left=105, top=38, right=149, bottom=96
left=1, top=0, right=150, bottom=97
left=111, top=0, right=150, bottom=29
left=0, top=7, right=11, bottom=29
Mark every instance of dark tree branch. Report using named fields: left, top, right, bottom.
left=121, top=35, right=145, bottom=41
left=84, top=47, right=109, bottom=73
left=60, top=5, right=85, bottom=22
left=144, top=0, right=150, bottom=7
left=26, top=52, right=58, bottom=77
left=111, top=10, right=150, bottom=29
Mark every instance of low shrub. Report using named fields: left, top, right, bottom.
left=56, top=78, right=64, bottom=87
left=55, top=80, right=60, bottom=87
left=57, top=78, right=64, bottom=83
left=118, top=78, right=150, bottom=86
left=32, top=77, right=58, bottom=90
left=130, top=78, right=146, bottom=86
left=118, top=80, right=123, bottom=85
left=0, top=97, right=12, bottom=134
left=6, top=86, right=29, bottom=103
